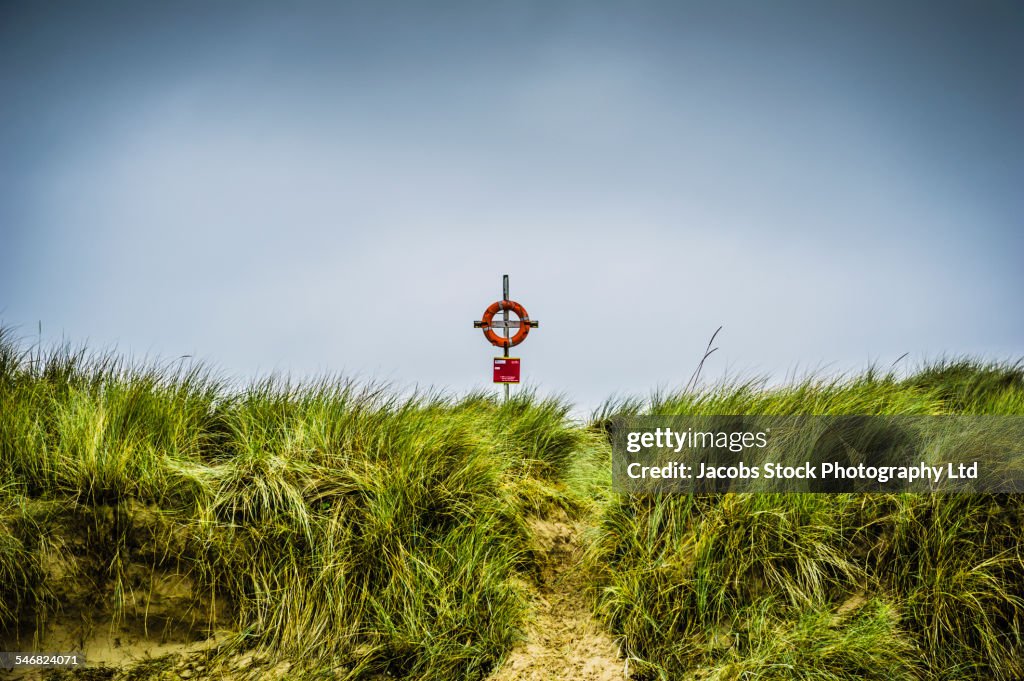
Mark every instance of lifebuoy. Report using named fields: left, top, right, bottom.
left=481, top=300, right=531, bottom=348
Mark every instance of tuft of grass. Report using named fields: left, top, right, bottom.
left=589, top=361, right=1024, bottom=680
left=0, top=327, right=583, bottom=680
left=902, top=358, right=1024, bottom=414
left=703, top=598, right=924, bottom=681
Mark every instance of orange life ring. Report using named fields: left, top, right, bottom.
left=481, top=300, right=531, bottom=348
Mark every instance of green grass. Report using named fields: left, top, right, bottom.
left=589, top=364, right=1024, bottom=680
left=2, top=326, right=1023, bottom=680
left=0, top=328, right=583, bottom=680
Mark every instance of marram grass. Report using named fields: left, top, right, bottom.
left=2, top=326, right=1024, bottom=680
left=589, top=362, right=1024, bottom=680
left=0, top=328, right=584, bottom=680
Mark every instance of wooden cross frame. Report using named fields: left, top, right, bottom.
left=472, top=274, right=539, bottom=399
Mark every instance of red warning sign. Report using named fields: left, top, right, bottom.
left=493, top=357, right=520, bottom=384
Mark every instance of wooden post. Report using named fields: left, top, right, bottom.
left=502, top=274, right=510, bottom=402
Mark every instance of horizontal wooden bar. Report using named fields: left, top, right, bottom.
left=473, top=320, right=540, bottom=329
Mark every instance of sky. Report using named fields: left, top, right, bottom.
left=2, top=1, right=1022, bottom=413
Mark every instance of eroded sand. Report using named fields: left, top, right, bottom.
left=488, top=513, right=626, bottom=681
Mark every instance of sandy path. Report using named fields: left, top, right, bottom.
left=489, top=513, right=627, bottom=681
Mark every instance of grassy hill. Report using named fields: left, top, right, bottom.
left=2, top=327, right=1022, bottom=680
left=590, top=365, right=1024, bottom=680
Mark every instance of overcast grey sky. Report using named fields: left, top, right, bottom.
left=2, top=1, right=1022, bottom=411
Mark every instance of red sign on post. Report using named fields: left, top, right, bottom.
left=493, top=357, right=520, bottom=384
